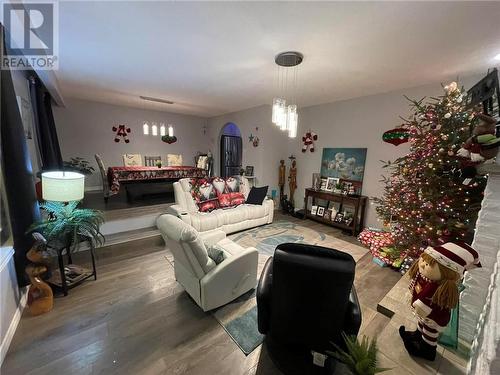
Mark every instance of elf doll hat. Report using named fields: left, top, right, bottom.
left=424, top=242, right=481, bottom=275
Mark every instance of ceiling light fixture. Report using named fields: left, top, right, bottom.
left=271, top=51, right=303, bottom=138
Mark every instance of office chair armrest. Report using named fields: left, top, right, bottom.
left=343, top=286, right=362, bottom=336
left=256, top=257, right=273, bottom=334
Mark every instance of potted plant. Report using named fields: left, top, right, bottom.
left=28, top=201, right=105, bottom=251
left=327, top=333, right=390, bottom=375
left=63, top=157, right=95, bottom=175
left=156, top=160, right=162, bottom=168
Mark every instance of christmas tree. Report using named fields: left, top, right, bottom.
left=375, top=82, right=487, bottom=259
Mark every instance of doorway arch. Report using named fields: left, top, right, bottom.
left=220, top=122, right=242, bottom=178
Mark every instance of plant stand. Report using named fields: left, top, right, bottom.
left=47, top=237, right=97, bottom=296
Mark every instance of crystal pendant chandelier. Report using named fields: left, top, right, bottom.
left=271, top=51, right=302, bottom=138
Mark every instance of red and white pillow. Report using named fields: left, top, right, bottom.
left=213, top=177, right=245, bottom=208
left=190, top=178, right=219, bottom=212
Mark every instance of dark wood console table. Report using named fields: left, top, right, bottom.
left=304, top=188, right=368, bottom=236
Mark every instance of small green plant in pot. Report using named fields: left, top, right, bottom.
left=28, top=201, right=105, bottom=250
left=63, top=157, right=95, bottom=175
left=327, top=333, right=390, bottom=375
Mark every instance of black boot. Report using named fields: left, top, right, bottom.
left=399, top=325, right=422, bottom=341
left=401, top=333, right=437, bottom=361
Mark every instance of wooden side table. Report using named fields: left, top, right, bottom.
left=47, top=236, right=97, bottom=296
left=304, top=188, right=368, bottom=236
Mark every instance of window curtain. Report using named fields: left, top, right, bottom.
left=29, top=76, right=63, bottom=170
left=1, top=24, right=41, bottom=286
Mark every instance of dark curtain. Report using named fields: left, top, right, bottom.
left=1, top=24, right=41, bottom=286
left=29, top=76, right=63, bottom=170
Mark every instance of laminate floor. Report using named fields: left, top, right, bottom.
left=2, top=213, right=460, bottom=375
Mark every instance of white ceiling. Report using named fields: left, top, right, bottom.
left=56, top=1, right=500, bottom=117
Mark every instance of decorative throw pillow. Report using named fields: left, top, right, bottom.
left=229, top=192, right=246, bottom=206
left=225, top=176, right=240, bottom=193
left=207, top=245, right=226, bottom=264
left=217, top=193, right=233, bottom=208
left=190, top=178, right=219, bottom=212
left=211, top=177, right=227, bottom=195
left=246, top=186, right=269, bottom=205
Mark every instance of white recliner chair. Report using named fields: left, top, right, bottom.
left=157, top=214, right=259, bottom=311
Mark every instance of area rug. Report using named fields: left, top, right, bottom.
left=213, top=220, right=368, bottom=355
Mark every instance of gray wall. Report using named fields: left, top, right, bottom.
left=289, top=73, right=484, bottom=228
left=53, top=98, right=210, bottom=189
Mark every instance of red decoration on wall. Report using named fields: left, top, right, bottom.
left=112, top=124, right=131, bottom=143
left=302, top=131, right=318, bottom=152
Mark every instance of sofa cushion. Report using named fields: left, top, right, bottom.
left=178, top=179, right=199, bottom=212
left=245, top=203, right=267, bottom=220
left=246, top=186, right=269, bottom=205
left=190, top=211, right=223, bottom=232
left=191, top=179, right=219, bottom=212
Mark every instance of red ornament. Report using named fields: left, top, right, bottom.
left=383, top=127, right=410, bottom=146
left=112, top=124, right=131, bottom=143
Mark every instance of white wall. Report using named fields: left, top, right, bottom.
left=53, top=98, right=210, bottom=189
left=290, top=73, right=484, bottom=228
left=207, top=105, right=293, bottom=196
left=0, top=248, right=25, bottom=365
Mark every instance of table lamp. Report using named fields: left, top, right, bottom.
left=41, top=171, right=85, bottom=202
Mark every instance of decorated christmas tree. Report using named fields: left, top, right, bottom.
left=374, top=82, right=487, bottom=261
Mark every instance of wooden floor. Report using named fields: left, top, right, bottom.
left=3, top=213, right=411, bottom=375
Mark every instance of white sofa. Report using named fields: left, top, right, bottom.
left=157, top=215, right=258, bottom=311
left=162, top=177, right=274, bottom=234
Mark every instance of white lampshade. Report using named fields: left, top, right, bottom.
left=42, top=171, right=85, bottom=202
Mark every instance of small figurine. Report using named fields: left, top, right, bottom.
left=278, top=160, right=286, bottom=203
left=457, top=113, right=500, bottom=162
left=399, top=242, right=480, bottom=361
left=26, top=233, right=53, bottom=316
left=288, top=160, right=297, bottom=205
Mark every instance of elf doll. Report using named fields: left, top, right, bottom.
left=399, top=242, right=481, bottom=361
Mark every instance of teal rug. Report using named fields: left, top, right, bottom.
left=212, top=221, right=368, bottom=355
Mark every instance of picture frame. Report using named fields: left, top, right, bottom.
left=334, top=212, right=344, bottom=223
left=323, top=209, right=331, bottom=221
left=311, top=205, right=318, bottom=215
left=245, top=165, right=254, bottom=176
left=317, top=206, right=325, bottom=216
left=319, top=178, right=328, bottom=190
left=325, top=177, right=338, bottom=192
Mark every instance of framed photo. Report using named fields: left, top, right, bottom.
left=345, top=217, right=354, bottom=226
left=319, top=178, right=328, bottom=190
left=323, top=209, right=332, bottom=221
left=325, top=177, right=338, bottom=192
left=334, top=212, right=344, bottom=223
left=311, top=205, right=318, bottom=215
left=245, top=165, right=254, bottom=176
left=317, top=206, right=325, bottom=216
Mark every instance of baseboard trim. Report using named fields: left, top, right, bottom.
left=0, top=286, right=28, bottom=366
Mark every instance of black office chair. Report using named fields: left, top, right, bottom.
left=257, top=243, right=362, bottom=375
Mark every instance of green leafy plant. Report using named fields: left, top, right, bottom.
left=63, top=157, right=95, bottom=175
left=327, top=333, right=390, bottom=375
left=28, top=201, right=104, bottom=250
